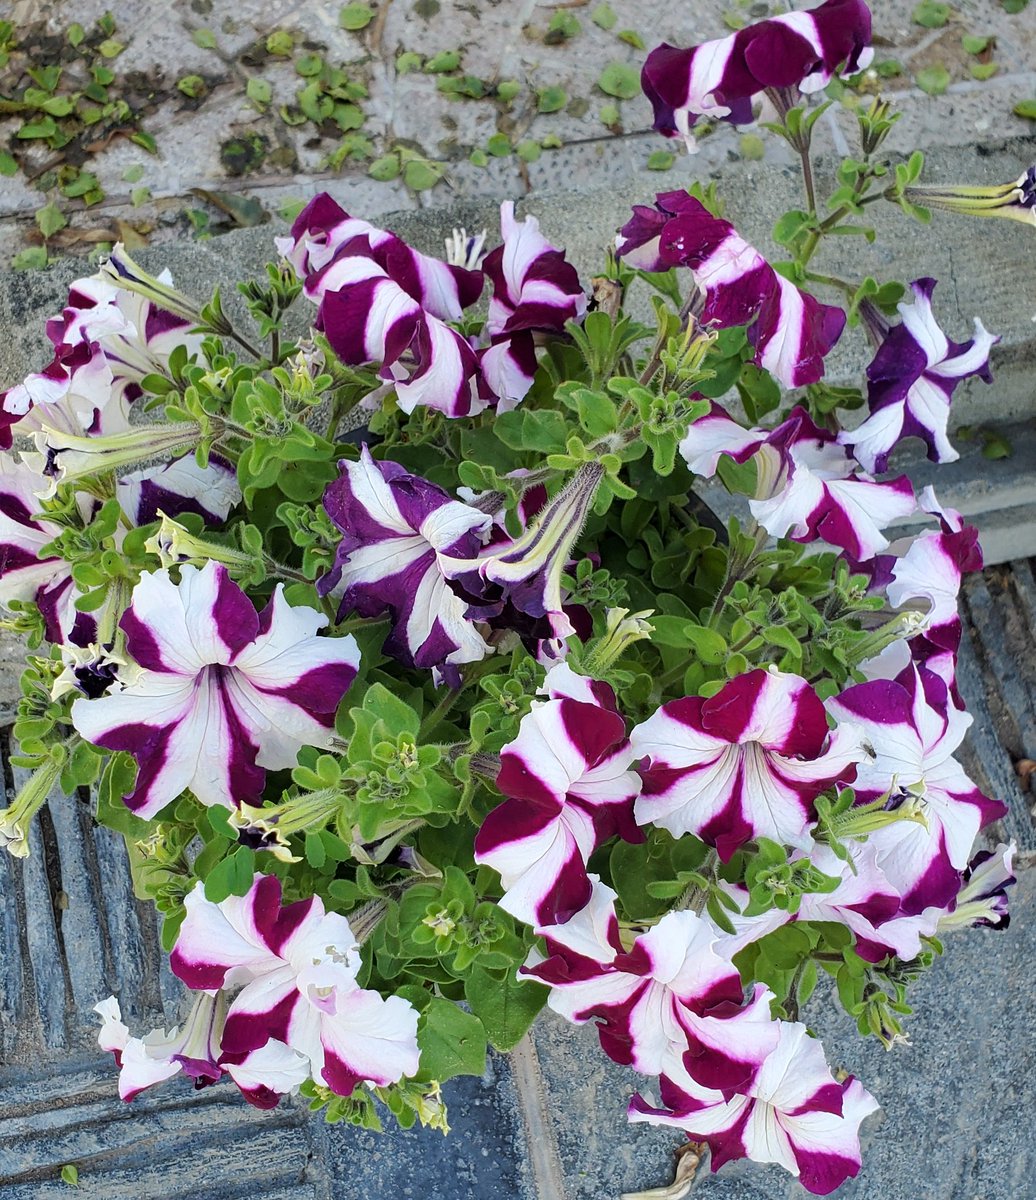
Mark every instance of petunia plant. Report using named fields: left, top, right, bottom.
left=0, top=1, right=1026, bottom=1192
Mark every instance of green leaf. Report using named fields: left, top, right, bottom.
left=266, top=30, right=294, bottom=55
left=1014, top=98, right=1036, bottom=119
left=916, top=65, right=951, bottom=95
left=617, top=29, right=645, bottom=49
left=0, top=152, right=16, bottom=176
left=60, top=1164, right=79, bottom=1187
left=739, top=133, right=765, bottom=160
left=177, top=74, right=206, bottom=98
left=424, top=50, right=461, bottom=73
left=35, top=202, right=66, bottom=239
left=912, top=0, right=950, bottom=26
left=516, top=139, right=541, bottom=163
left=486, top=132, right=511, bottom=157
left=340, top=2, right=375, bottom=29
left=646, top=150, right=675, bottom=170
left=18, top=117, right=58, bottom=140
left=599, top=102, right=620, bottom=127
left=962, top=34, right=991, bottom=54
left=12, top=246, right=48, bottom=270
left=537, top=85, right=567, bottom=113
left=463, top=965, right=547, bottom=1052
left=545, top=10, right=580, bottom=42
left=68, top=23, right=86, bottom=47
left=598, top=62, right=639, bottom=99
left=192, top=27, right=217, bottom=49
left=362, top=681, right=421, bottom=738
left=496, top=79, right=520, bottom=102
left=417, top=998, right=488, bottom=1081
left=969, top=62, right=998, bottom=80
left=591, top=3, right=617, bottom=29
left=365, top=152, right=400, bottom=183
left=403, top=157, right=443, bottom=191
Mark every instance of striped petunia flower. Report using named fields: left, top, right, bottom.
left=0, top=265, right=203, bottom=448
left=630, top=668, right=866, bottom=861
left=94, top=992, right=309, bottom=1109
left=642, top=0, right=873, bottom=151
left=284, top=195, right=488, bottom=419
left=0, top=455, right=94, bottom=645
left=839, top=279, right=999, bottom=473
left=71, top=561, right=360, bottom=817
left=279, top=193, right=483, bottom=319
left=320, top=446, right=493, bottom=673
left=680, top=404, right=917, bottom=561
left=169, top=874, right=421, bottom=1097
left=616, top=193, right=845, bottom=388
left=116, top=453, right=242, bottom=527
left=474, top=664, right=642, bottom=926
left=629, top=1021, right=880, bottom=1196
left=477, top=201, right=587, bottom=411
left=827, top=663, right=1006, bottom=913
left=523, top=879, right=780, bottom=1092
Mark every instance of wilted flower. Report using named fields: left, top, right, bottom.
left=840, top=279, right=999, bottom=473
left=444, top=462, right=603, bottom=640
left=899, top=164, right=1036, bottom=227
left=938, top=842, right=1016, bottom=932
left=72, top=562, right=360, bottom=817
left=642, top=0, right=873, bottom=151
left=116, top=453, right=241, bottom=527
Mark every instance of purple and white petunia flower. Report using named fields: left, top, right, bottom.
left=443, top=462, right=602, bottom=642
left=884, top=486, right=982, bottom=656
left=280, top=193, right=483, bottom=321
left=524, top=880, right=779, bottom=1092
left=169, top=874, right=421, bottom=1096
left=0, top=455, right=95, bottom=645
left=796, top=842, right=941, bottom=963
left=483, top=201, right=587, bottom=338
left=475, top=664, right=641, bottom=926
left=116, top=453, right=242, bottom=527
left=1, top=266, right=203, bottom=448
left=305, top=239, right=486, bottom=419
left=827, top=664, right=1006, bottom=913
left=938, top=841, right=1016, bottom=933
left=476, top=202, right=587, bottom=411
left=71, top=561, right=360, bottom=817
left=320, top=446, right=493, bottom=672
left=839, top=279, right=999, bottom=473
left=631, top=668, right=866, bottom=861
left=616, top=193, right=845, bottom=387
left=94, top=992, right=309, bottom=1108
left=629, top=1021, right=880, bottom=1196
left=680, top=404, right=917, bottom=561
left=642, top=0, right=873, bottom=151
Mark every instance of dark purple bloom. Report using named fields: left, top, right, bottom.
left=642, top=0, right=873, bottom=150
left=840, top=279, right=999, bottom=473
left=617, top=193, right=845, bottom=387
